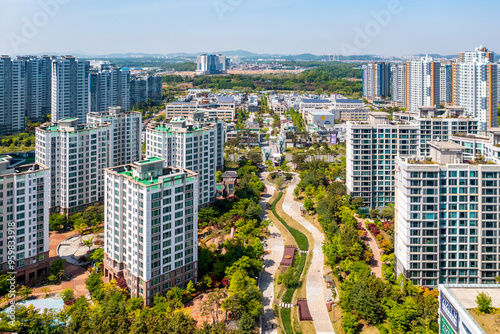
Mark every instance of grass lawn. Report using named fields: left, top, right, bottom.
left=274, top=191, right=313, bottom=251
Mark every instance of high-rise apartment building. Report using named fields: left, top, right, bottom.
left=87, top=107, right=142, bottom=167
left=452, top=46, right=498, bottom=130
left=390, top=63, right=406, bottom=108
left=405, top=56, right=440, bottom=112
left=439, top=64, right=453, bottom=106
left=196, top=54, right=228, bottom=75
left=51, top=56, right=90, bottom=124
left=35, top=118, right=111, bottom=215
left=395, top=141, right=500, bottom=286
left=130, top=75, right=162, bottom=108
left=346, top=112, right=419, bottom=208
left=103, top=158, right=198, bottom=306
left=362, top=62, right=391, bottom=100
left=0, top=156, right=50, bottom=283
left=19, top=55, right=52, bottom=122
left=89, top=66, right=130, bottom=113
left=346, top=108, right=478, bottom=208
left=145, top=112, right=225, bottom=207
left=0, top=56, right=26, bottom=135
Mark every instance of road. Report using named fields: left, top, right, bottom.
left=282, top=174, right=335, bottom=334
left=259, top=173, right=282, bottom=334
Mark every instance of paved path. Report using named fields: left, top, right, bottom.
left=259, top=174, right=282, bottom=334
left=282, top=174, right=335, bottom=334
left=356, top=218, right=382, bottom=278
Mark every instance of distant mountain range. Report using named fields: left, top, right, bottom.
left=18, top=50, right=498, bottom=62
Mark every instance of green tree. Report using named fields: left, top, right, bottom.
left=216, top=170, right=223, bottom=183
left=49, top=213, right=66, bottom=231
left=18, top=286, right=33, bottom=300
left=304, top=198, right=314, bottom=212
left=238, top=312, right=255, bottom=334
left=85, top=273, right=103, bottom=295
left=341, top=311, right=359, bottom=334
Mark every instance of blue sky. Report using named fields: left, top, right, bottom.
left=1, top=0, right=498, bottom=56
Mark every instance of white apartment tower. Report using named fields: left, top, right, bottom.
left=453, top=46, right=498, bottom=130
left=395, top=142, right=500, bottom=286
left=103, top=158, right=198, bottom=306
left=0, top=156, right=50, bottom=283
left=51, top=56, right=90, bottom=124
left=87, top=107, right=142, bottom=167
left=362, top=62, right=390, bottom=100
left=35, top=118, right=111, bottom=215
left=405, top=56, right=440, bottom=112
left=346, top=109, right=478, bottom=209
left=145, top=113, right=224, bottom=207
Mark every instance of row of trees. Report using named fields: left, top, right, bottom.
left=49, top=205, right=104, bottom=234
left=295, top=163, right=440, bottom=333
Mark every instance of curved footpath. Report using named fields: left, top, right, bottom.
left=259, top=173, right=282, bottom=334
left=282, top=174, right=335, bottom=334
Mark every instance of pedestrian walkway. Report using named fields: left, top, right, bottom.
left=356, top=217, right=382, bottom=278
left=282, top=174, right=335, bottom=334
left=258, top=175, right=282, bottom=334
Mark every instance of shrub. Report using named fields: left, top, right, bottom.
left=476, top=292, right=493, bottom=313
left=60, top=288, right=74, bottom=302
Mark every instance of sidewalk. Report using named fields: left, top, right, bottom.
left=356, top=218, right=382, bottom=278
left=282, top=174, right=335, bottom=334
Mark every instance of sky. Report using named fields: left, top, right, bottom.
left=0, top=0, right=499, bottom=57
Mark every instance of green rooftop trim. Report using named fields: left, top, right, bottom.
left=137, top=157, right=163, bottom=164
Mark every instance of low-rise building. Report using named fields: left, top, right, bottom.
left=305, top=109, right=337, bottom=126
left=438, top=284, right=500, bottom=334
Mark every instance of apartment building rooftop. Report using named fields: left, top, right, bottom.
left=106, top=158, right=197, bottom=187
left=38, top=118, right=111, bottom=132
left=439, top=284, right=500, bottom=334
left=0, top=155, right=47, bottom=175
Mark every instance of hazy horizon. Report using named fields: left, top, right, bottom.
left=1, top=0, right=499, bottom=57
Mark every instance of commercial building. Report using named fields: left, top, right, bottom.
left=305, top=109, right=337, bottom=126
left=453, top=46, right=498, bottom=130
left=103, top=158, right=198, bottom=306
left=51, top=56, right=90, bottom=124
left=362, top=62, right=391, bottom=100
left=145, top=112, right=225, bottom=206
left=438, top=284, right=500, bottom=334
left=395, top=142, right=500, bottom=287
left=196, top=54, right=228, bottom=75
left=89, top=66, right=130, bottom=113
left=87, top=107, right=142, bottom=167
left=299, top=99, right=332, bottom=115
left=165, top=100, right=236, bottom=121
left=338, top=108, right=370, bottom=122
left=0, top=156, right=50, bottom=284
left=405, top=56, right=440, bottom=112
left=35, top=118, right=111, bottom=215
